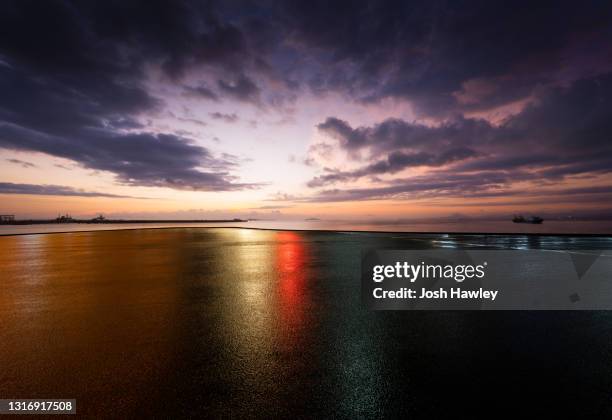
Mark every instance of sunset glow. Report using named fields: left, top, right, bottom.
left=1, top=1, right=611, bottom=222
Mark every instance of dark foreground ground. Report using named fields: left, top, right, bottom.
left=1, top=228, right=612, bottom=418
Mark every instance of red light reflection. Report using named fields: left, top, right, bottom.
left=275, top=231, right=309, bottom=344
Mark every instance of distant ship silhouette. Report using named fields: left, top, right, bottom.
left=512, top=215, right=543, bottom=224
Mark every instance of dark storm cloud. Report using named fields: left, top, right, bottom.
left=0, top=64, right=255, bottom=190
left=308, top=148, right=478, bottom=187
left=303, top=173, right=612, bottom=204
left=0, top=0, right=264, bottom=191
left=317, top=118, right=369, bottom=150
left=1, top=0, right=612, bottom=196
left=301, top=171, right=521, bottom=202
left=0, top=123, right=256, bottom=191
left=281, top=0, right=612, bottom=115
left=2, top=0, right=611, bottom=117
left=0, top=182, right=142, bottom=198
left=308, top=72, right=612, bottom=200
left=317, top=116, right=497, bottom=154
left=82, top=0, right=252, bottom=80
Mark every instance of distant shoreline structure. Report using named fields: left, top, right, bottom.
left=0, top=217, right=248, bottom=225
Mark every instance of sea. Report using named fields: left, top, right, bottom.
left=1, top=218, right=612, bottom=235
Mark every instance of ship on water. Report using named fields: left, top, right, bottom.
left=512, top=215, right=544, bottom=224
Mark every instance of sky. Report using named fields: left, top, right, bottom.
left=1, top=0, right=612, bottom=221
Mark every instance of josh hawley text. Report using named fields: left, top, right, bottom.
left=372, top=287, right=498, bottom=301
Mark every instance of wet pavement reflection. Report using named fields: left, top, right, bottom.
left=1, top=228, right=612, bottom=417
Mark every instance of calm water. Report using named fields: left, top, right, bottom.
left=2, top=219, right=612, bottom=236
left=1, top=228, right=612, bottom=417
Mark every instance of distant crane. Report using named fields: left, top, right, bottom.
left=91, top=214, right=106, bottom=223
